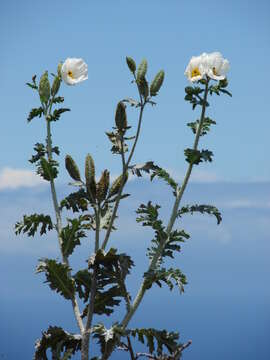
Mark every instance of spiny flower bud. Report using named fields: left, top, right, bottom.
left=136, top=59, right=147, bottom=84
left=150, top=70, right=165, bottom=96
left=96, top=170, right=110, bottom=203
left=115, top=102, right=127, bottom=131
left=108, top=172, right=128, bottom=198
left=126, top=56, right=136, bottom=73
left=51, top=76, right=61, bottom=97
left=65, top=155, right=81, bottom=182
left=39, top=71, right=50, bottom=104
left=85, top=154, right=96, bottom=201
left=57, top=62, right=63, bottom=78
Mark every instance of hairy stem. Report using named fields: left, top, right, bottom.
left=121, top=80, right=209, bottom=329
left=44, top=102, right=84, bottom=334
left=101, top=100, right=146, bottom=250
left=81, top=206, right=100, bottom=360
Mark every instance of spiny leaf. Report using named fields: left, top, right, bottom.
left=27, top=107, right=44, bottom=122
left=37, top=157, right=58, bottom=181
left=178, top=204, right=222, bottom=224
left=144, top=267, right=187, bottom=292
left=15, top=213, right=53, bottom=237
left=73, top=269, right=92, bottom=302
left=34, top=326, right=81, bottom=360
left=60, top=189, right=88, bottom=213
left=184, top=148, right=213, bottom=165
left=61, top=215, right=90, bottom=258
left=36, top=259, right=75, bottom=300
left=48, top=108, right=70, bottom=122
left=129, top=328, right=179, bottom=355
left=187, top=117, right=216, bottom=136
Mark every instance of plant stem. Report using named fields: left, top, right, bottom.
left=121, top=80, right=209, bottom=329
left=44, top=103, right=84, bottom=334
left=101, top=100, right=146, bottom=250
left=81, top=206, right=100, bottom=360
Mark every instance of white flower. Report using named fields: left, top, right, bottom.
left=184, top=53, right=208, bottom=83
left=205, top=52, right=230, bottom=81
left=185, top=52, right=229, bottom=82
left=61, top=58, right=88, bottom=85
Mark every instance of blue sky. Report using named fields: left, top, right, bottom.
left=1, top=0, right=270, bottom=359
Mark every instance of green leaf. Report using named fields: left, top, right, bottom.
left=74, top=269, right=92, bottom=302
left=36, top=259, right=75, bottom=300
left=52, top=96, right=65, bottom=104
left=150, top=70, right=165, bottom=96
left=184, top=148, right=213, bottom=165
left=106, top=131, right=128, bottom=154
left=129, top=328, right=179, bottom=355
left=178, top=204, right=222, bottom=224
left=29, top=143, right=59, bottom=164
left=60, top=189, right=89, bottom=213
left=65, top=155, right=81, bottom=182
left=150, top=168, right=177, bottom=195
left=48, top=108, right=70, bottom=122
left=37, top=157, right=58, bottom=180
left=34, top=326, right=81, bottom=360
left=187, top=117, right=216, bottom=136
left=61, top=215, right=90, bottom=258
left=144, top=267, right=187, bottom=292
left=27, top=107, right=44, bottom=122
left=15, top=213, right=53, bottom=237
left=86, top=249, right=134, bottom=316
left=92, top=324, right=124, bottom=357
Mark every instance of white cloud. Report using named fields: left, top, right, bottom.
left=168, top=168, right=221, bottom=183
left=221, top=199, right=270, bottom=209
left=0, top=167, right=45, bottom=190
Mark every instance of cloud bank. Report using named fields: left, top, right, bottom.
left=0, top=167, right=45, bottom=190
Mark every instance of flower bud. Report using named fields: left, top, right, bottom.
left=115, top=102, right=127, bottom=131
left=39, top=71, right=50, bottom=104
left=108, top=172, right=128, bottom=198
left=96, top=170, right=110, bottom=203
left=51, top=76, right=61, bottom=97
left=126, top=57, right=136, bottom=73
left=65, top=155, right=81, bottom=181
left=150, top=70, right=165, bottom=96
left=136, top=59, right=147, bottom=84
left=57, top=62, right=63, bottom=78
left=85, top=154, right=96, bottom=201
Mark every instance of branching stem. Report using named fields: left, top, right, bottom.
left=44, top=101, right=84, bottom=334
left=121, top=80, right=210, bottom=329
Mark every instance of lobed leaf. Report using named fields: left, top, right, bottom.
left=15, top=213, right=53, bottom=237
left=36, top=259, right=75, bottom=300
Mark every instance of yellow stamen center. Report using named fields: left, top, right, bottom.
left=213, top=67, right=218, bottom=76
left=191, top=67, right=201, bottom=78
left=68, top=70, right=74, bottom=79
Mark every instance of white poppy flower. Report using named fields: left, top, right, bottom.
left=184, top=53, right=208, bottom=83
left=205, top=52, right=230, bottom=81
left=61, top=58, right=88, bottom=85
